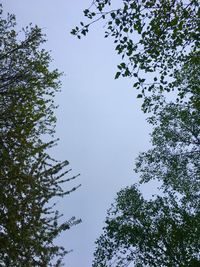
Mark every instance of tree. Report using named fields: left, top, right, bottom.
left=71, top=0, right=200, bottom=267
left=93, top=185, right=200, bottom=267
left=136, top=103, right=200, bottom=197
left=0, top=6, right=80, bottom=266
left=72, top=0, right=199, bottom=112
left=72, top=1, right=200, bottom=265
left=93, top=100, right=200, bottom=266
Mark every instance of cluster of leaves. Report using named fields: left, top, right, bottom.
left=72, top=0, right=199, bottom=113
left=136, top=103, right=200, bottom=196
left=92, top=96, right=200, bottom=266
left=94, top=185, right=200, bottom=267
left=0, top=6, right=80, bottom=266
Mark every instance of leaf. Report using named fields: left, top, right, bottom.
left=115, top=71, right=121, bottom=79
left=137, top=94, right=143, bottom=98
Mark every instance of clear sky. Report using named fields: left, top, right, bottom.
left=3, top=1, right=153, bottom=266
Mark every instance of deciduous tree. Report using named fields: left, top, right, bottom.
left=0, top=6, right=80, bottom=266
left=72, top=0, right=199, bottom=112
left=93, top=185, right=200, bottom=267
left=73, top=1, right=200, bottom=266
left=93, top=100, right=200, bottom=266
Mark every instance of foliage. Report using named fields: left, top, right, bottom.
left=93, top=100, right=200, bottom=266
left=72, top=1, right=200, bottom=265
left=93, top=185, right=200, bottom=267
left=0, top=6, right=80, bottom=266
left=72, top=0, right=199, bottom=112
left=135, top=102, right=200, bottom=198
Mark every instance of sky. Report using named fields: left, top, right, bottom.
left=3, top=1, right=153, bottom=266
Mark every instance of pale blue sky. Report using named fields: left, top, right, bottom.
left=3, top=1, right=153, bottom=266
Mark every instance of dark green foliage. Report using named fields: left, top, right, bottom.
left=92, top=95, right=200, bottom=266
left=0, top=6, right=80, bottom=266
left=72, top=0, right=200, bottom=113
left=136, top=103, right=200, bottom=197
left=93, top=186, right=200, bottom=266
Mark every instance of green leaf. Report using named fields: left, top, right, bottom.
left=115, top=71, right=121, bottom=79
left=137, top=94, right=143, bottom=98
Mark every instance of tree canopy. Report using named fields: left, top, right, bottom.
left=92, top=95, right=200, bottom=266
left=73, top=1, right=200, bottom=266
left=0, top=6, right=80, bottom=266
left=93, top=185, right=200, bottom=267
left=72, top=0, right=199, bottom=112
